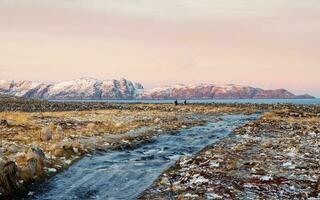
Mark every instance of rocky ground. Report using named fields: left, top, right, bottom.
left=0, top=97, right=262, bottom=199
left=1, top=96, right=319, bottom=199
left=0, top=94, right=317, bottom=113
left=139, top=106, right=320, bottom=199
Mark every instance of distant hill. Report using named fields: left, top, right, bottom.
left=0, top=78, right=315, bottom=100
left=138, top=84, right=315, bottom=100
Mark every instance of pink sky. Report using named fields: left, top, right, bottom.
left=0, top=0, right=319, bottom=96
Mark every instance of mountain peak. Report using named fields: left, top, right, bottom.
left=0, top=78, right=315, bottom=100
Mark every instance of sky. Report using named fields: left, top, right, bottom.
left=0, top=0, right=319, bottom=96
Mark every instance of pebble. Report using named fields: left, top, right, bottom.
left=47, top=168, right=57, bottom=173
left=64, top=160, right=72, bottom=165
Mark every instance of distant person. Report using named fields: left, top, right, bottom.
left=174, top=100, right=178, bottom=106
left=184, top=100, right=187, bottom=105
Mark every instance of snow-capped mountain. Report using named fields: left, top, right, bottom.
left=0, top=79, right=314, bottom=100
left=138, top=84, right=314, bottom=99
left=0, top=78, right=143, bottom=100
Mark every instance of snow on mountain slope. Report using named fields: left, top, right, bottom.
left=0, top=78, right=143, bottom=100
left=0, top=79, right=314, bottom=100
left=138, top=84, right=314, bottom=99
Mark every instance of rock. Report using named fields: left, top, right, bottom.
left=154, top=118, right=161, bottom=124
left=209, top=161, right=220, bottom=168
left=21, top=158, right=37, bottom=179
left=0, top=119, right=8, bottom=127
left=53, top=148, right=64, bottom=157
left=62, top=144, right=73, bottom=151
left=282, top=162, right=295, bottom=169
left=0, top=158, right=6, bottom=171
left=0, top=161, right=19, bottom=196
left=7, top=145, right=19, bottom=153
left=309, top=131, right=317, bottom=137
left=189, top=175, right=209, bottom=185
left=184, top=193, right=199, bottom=198
left=56, top=125, right=63, bottom=133
left=64, top=160, right=72, bottom=165
left=26, top=146, right=45, bottom=161
left=261, top=140, right=273, bottom=148
left=72, top=142, right=84, bottom=154
left=62, top=144, right=80, bottom=158
left=27, top=191, right=34, bottom=196
left=23, top=147, right=46, bottom=179
left=47, top=168, right=57, bottom=173
left=207, top=193, right=223, bottom=199
left=260, top=175, right=273, bottom=181
left=86, top=123, right=96, bottom=129
left=171, top=183, right=181, bottom=192
left=40, top=126, right=52, bottom=141
left=48, top=122, right=56, bottom=130
left=286, top=148, right=298, bottom=157
left=52, top=126, right=63, bottom=141
left=159, top=177, right=170, bottom=186
left=13, top=152, right=26, bottom=161
left=21, top=148, right=47, bottom=179
left=73, top=147, right=79, bottom=154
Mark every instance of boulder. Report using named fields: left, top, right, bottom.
left=0, top=161, right=19, bottom=196
left=40, top=127, right=52, bottom=141
left=21, top=158, right=37, bottom=180
left=24, top=147, right=46, bottom=179
left=26, top=147, right=45, bottom=164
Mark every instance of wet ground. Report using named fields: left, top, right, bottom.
left=140, top=110, right=320, bottom=199
left=1, top=102, right=260, bottom=198
left=1, top=101, right=319, bottom=199
left=23, top=114, right=257, bottom=200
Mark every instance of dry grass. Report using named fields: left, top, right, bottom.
left=0, top=104, right=260, bottom=197
left=0, top=112, right=32, bottom=126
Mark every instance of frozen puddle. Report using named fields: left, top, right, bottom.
left=24, top=114, right=258, bottom=200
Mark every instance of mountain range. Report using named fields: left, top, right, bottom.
left=0, top=78, right=315, bottom=100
